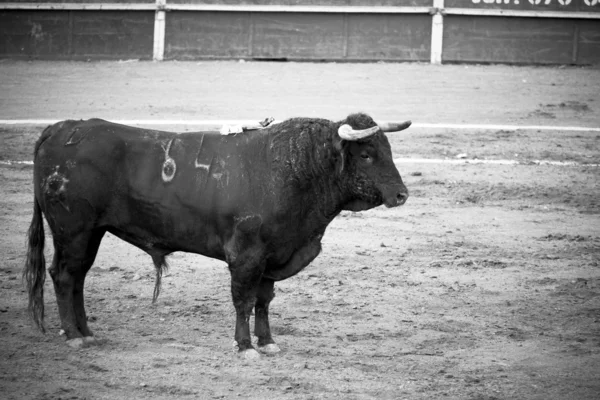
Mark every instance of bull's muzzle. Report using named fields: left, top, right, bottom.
left=382, top=186, right=409, bottom=208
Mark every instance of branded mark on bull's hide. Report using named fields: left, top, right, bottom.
left=43, top=166, right=70, bottom=211
left=65, top=126, right=87, bottom=146
left=194, top=134, right=214, bottom=189
left=194, top=134, right=211, bottom=171
left=212, top=158, right=229, bottom=188
left=161, top=138, right=177, bottom=183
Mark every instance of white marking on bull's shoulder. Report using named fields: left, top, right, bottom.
left=194, top=134, right=210, bottom=170
left=195, top=162, right=210, bottom=171
left=161, top=138, right=177, bottom=183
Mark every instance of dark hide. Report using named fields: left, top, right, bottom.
left=24, top=113, right=409, bottom=354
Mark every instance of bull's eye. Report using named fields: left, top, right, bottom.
left=360, top=153, right=371, bottom=160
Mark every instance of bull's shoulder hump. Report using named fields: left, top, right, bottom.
left=82, top=119, right=177, bottom=140
left=178, top=130, right=220, bottom=141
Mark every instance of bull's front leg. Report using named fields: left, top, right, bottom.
left=253, top=238, right=322, bottom=355
left=230, top=261, right=264, bottom=360
left=254, top=277, right=280, bottom=354
left=225, top=215, right=266, bottom=360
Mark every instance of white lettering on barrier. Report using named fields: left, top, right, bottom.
left=472, top=0, right=596, bottom=5
left=471, top=0, right=520, bottom=4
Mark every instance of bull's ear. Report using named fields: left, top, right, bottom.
left=333, top=136, right=348, bottom=174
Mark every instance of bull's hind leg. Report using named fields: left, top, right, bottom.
left=254, top=278, right=280, bottom=354
left=49, top=231, right=104, bottom=347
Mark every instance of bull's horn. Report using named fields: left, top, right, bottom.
left=338, top=124, right=380, bottom=141
left=378, top=120, right=412, bottom=132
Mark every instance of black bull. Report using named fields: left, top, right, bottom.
left=24, top=112, right=410, bottom=358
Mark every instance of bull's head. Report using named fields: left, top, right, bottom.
left=335, top=113, right=410, bottom=211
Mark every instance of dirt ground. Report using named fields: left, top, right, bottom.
left=0, top=61, right=599, bottom=400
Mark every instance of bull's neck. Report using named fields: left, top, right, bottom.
left=269, top=122, right=348, bottom=223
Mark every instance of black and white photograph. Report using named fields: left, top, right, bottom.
left=0, top=0, right=599, bottom=398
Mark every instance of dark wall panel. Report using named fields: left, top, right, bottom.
left=442, top=16, right=596, bottom=65
left=0, top=11, right=154, bottom=60
left=165, top=11, right=252, bottom=59
left=577, top=21, right=600, bottom=65
left=252, top=13, right=345, bottom=59
left=167, top=0, right=433, bottom=6
left=346, top=13, right=430, bottom=61
left=70, top=12, right=154, bottom=59
left=166, top=11, right=430, bottom=61
left=0, top=11, right=70, bottom=57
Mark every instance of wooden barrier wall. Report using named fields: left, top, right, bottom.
left=1, top=0, right=599, bottom=64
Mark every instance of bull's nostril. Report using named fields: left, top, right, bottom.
left=397, top=191, right=408, bottom=204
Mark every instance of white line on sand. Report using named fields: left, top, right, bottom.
left=1, top=159, right=597, bottom=167
left=393, top=158, right=599, bottom=167
left=0, top=119, right=599, bottom=132
left=1, top=120, right=598, bottom=167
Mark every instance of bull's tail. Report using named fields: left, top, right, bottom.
left=24, top=123, right=65, bottom=332
left=151, top=255, right=169, bottom=303
left=23, top=191, right=47, bottom=332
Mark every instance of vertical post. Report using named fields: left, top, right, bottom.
left=342, top=13, right=349, bottom=59
left=430, top=0, right=444, bottom=64
left=153, top=0, right=166, bottom=61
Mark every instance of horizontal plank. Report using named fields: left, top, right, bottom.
left=165, top=5, right=433, bottom=13
left=0, top=3, right=378, bottom=12
left=0, top=2, right=156, bottom=10
left=163, top=0, right=432, bottom=5
left=0, top=3, right=434, bottom=13
left=443, top=8, right=600, bottom=19
left=2, top=3, right=599, bottom=19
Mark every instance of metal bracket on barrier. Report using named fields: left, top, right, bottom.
left=429, top=7, right=447, bottom=15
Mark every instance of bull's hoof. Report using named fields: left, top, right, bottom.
left=241, top=349, right=261, bottom=360
left=258, top=343, right=281, bottom=354
left=66, top=338, right=85, bottom=349
left=66, top=336, right=101, bottom=349
left=233, top=340, right=261, bottom=360
left=83, top=336, right=100, bottom=346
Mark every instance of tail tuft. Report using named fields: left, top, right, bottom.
left=23, top=199, right=46, bottom=332
left=151, top=255, right=169, bottom=303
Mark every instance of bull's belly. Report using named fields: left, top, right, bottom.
left=106, top=221, right=227, bottom=262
